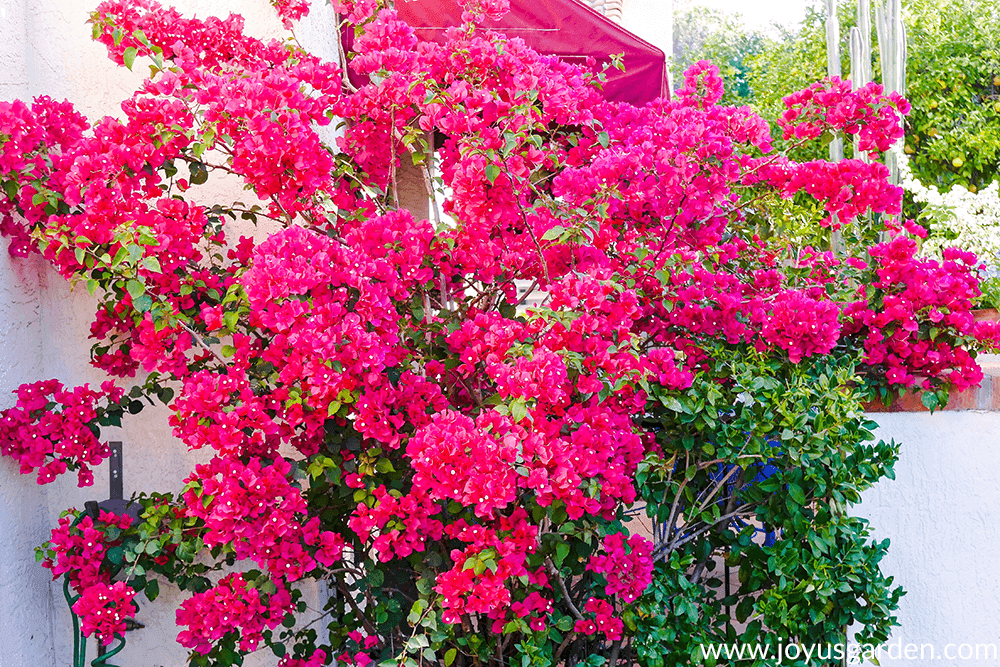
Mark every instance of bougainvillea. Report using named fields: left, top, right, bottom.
left=2, top=0, right=998, bottom=665
left=0, top=380, right=125, bottom=486
left=72, top=581, right=139, bottom=646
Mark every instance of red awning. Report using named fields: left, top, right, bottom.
left=343, top=0, right=669, bottom=106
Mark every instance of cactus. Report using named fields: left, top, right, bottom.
left=850, top=0, right=872, bottom=163
left=850, top=0, right=872, bottom=92
left=826, top=0, right=847, bottom=252
left=875, top=0, right=908, bottom=186
left=825, top=0, right=908, bottom=245
left=825, top=0, right=844, bottom=163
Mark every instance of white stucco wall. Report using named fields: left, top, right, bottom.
left=0, top=1, right=57, bottom=664
left=859, top=411, right=1000, bottom=666
left=0, top=249, right=55, bottom=663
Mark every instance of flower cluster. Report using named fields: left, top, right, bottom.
left=182, top=456, right=343, bottom=579
left=279, top=649, right=329, bottom=667
left=458, top=0, right=511, bottom=22
left=42, top=510, right=133, bottom=593
left=587, top=533, right=654, bottom=604
left=675, top=60, right=725, bottom=109
left=778, top=78, right=910, bottom=157
left=0, top=380, right=123, bottom=486
left=758, top=158, right=903, bottom=228
left=574, top=598, right=623, bottom=641
left=761, top=290, right=841, bottom=363
left=347, top=484, right=444, bottom=561
left=408, top=410, right=520, bottom=518
left=175, top=573, right=293, bottom=655
left=434, top=509, right=543, bottom=625
left=844, top=237, right=1000, bottom=389
left=510, top=591, right=554, bottom=632
left=72, top=581, right=138, bottom=646
left=269, top=0, right=310, bottom=28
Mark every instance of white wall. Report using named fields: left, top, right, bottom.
left=0, top=1, right=58, bottom=664
left=860, top=412, right=1000, bottom=665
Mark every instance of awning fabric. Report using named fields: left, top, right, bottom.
left=343, top=0, right=669, bottom=106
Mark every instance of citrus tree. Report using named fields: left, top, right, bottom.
left=1, top=1, right=997, bottom=666
left=748, top=0, right=1000, bottom=192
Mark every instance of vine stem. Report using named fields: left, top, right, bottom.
left=177, top=320, right=228, bottom=366
left=546, top=558, right=583, bottom=621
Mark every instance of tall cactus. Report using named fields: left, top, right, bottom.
left=825, top=0, right=844, bottom=164
left=825, top=0, right=908, bottom=246
left=850, top=0, right=872, bottom=162
left=826, top=0, right=847, bottom=252
left=875, top=0, right=908, bottom=186
left=850, top=0, right=872, bottom=93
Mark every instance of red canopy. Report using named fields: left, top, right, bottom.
left=343, top=0, right=669, bottom=106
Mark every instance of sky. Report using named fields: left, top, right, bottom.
left=678, top=0, right=813, bottom=34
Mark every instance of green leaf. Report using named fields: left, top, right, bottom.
left=484, top=164, right=501, bottom=185
left=126, top=279, right=146, bottom=300
left=141, top=256, right=162, bottom=273
left=788, top=483, right=807, bottom=506
left=659, top=395, right=685, bottom=412
left=123, top=47, right=138, bottom=71
left=159, top=386, right=175, bottom=405
left=189, top=161, right=209, bottom=185
left=444, top=649, right=457, bottom=666
left=506, top=398, right=527, bottom=423
left=146, top=579, right=160, bottom=602
left=408, top=599, right=428, bottom=624
left=554, top=541, right=570, bottom=565
left=133, top=294, right=153, bottom=312
left=597, top=131, right=610, bottom=148
left=541, top=226, right=565, bottom=241
left=107, top=546, right=124, bottom=565
left=921, top=391, right=939, bottom=412
left=416, top=577, right=434, bottom=596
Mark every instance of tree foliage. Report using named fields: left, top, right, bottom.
left=747, top=0, right=1000, bottom=191
left=901, top=0, right=1000, bottom=191
left=671, top=2, right=767, bottom=104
